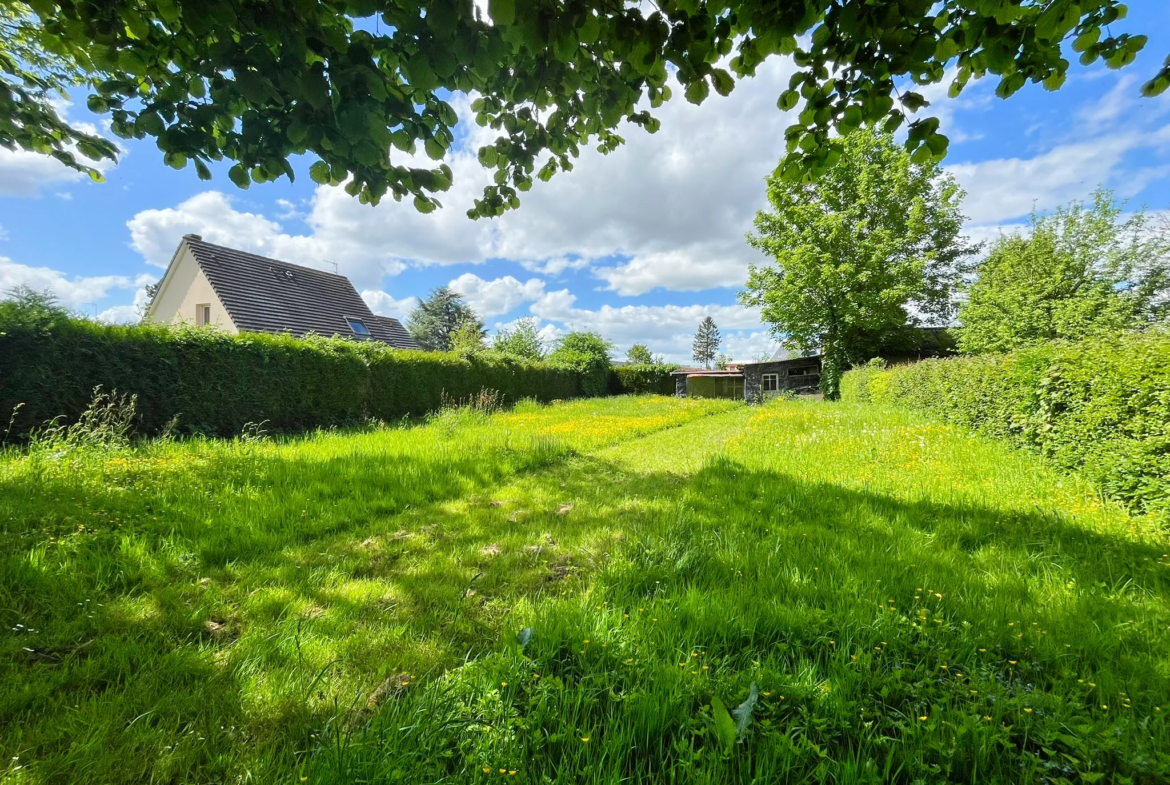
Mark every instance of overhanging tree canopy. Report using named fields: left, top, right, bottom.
left=2, top=0, right=1162, bottom=216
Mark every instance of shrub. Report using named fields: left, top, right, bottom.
left=548, top=331, right=613, bottom=397
left=610, top=364, right=679, bottom=395
left=841, top=331, right=1170, bottom=519
left=0, top=314, right=579, bottom=440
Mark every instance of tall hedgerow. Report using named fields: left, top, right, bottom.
left=841, top=331, right=1170, bottom=519
left=610, top=364, right=679, bottom=395
left=0, top=313, right=578, bottom=440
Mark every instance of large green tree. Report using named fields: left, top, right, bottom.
left=405, top=286, right=484, bottom=351
left=626, top=343, right=654, bottom=365
left=548, top=331, right=613, bottom=396
left=741, top=129, right=974, bottom=399
left=958, top=191, right=1170, bottom=354
left=493, top=317, right=545, bottom=360
left=2, top=0, right=1160, bottom=214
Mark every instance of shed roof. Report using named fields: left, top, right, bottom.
left=182, top=237, right=418, bottom=349
left=669, top=367, right=745, bottom=377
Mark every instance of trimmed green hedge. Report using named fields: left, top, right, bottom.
left=841, top=331, right=1170, bottom=519
left=0, top=317, right=579, bottom=440
left=609, top=364, right=679, bottom=395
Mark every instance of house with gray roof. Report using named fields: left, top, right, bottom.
left=144, top=235, right=418, bottom=349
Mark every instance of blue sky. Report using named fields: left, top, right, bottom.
left=3, top=2, right=1170, bottom=363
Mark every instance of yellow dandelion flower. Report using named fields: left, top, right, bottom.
left=581, top=736, right=590, bottom=743
left=483, top=768, right=492, bottom=773
left=1024, top=708, right=1032, bottom=713
left=509, top=771, right=517, bottom=776
left=919, top=716, right=928, bottom=721
left=501, top=682, right=508, bottom=687
left=984, top=715, right=992, bottom=722
left=500, top=769, right=507, bottom=774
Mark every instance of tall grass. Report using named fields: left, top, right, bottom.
left=3, top=397, right=1168, bottom=784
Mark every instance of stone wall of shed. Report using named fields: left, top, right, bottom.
left=744, top=359, right=823, bottom=402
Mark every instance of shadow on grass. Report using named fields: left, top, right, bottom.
left=3, top=442, right=1169, bottom=784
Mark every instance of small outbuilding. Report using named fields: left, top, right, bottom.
left=671, top=348, right=822, bottom=403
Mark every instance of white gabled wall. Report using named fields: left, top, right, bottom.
left=144, top=241, right=237, bottom=332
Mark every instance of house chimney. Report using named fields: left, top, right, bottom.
left=183, top=233, right=203, bottom=241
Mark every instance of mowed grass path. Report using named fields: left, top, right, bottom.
left=3, top=398, right=1169, bottom=783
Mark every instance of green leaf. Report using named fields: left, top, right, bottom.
left=1141, top=72, right=1170, bottom=97
left=732, top=683, right=759, bottom=737
left=579, top=13, right=600, bottom=44
left=711, top=697, right=737, bottom=753
left=489, top=0, right=514, bottom=26
left=228, top=164, right=251, bottom=189
left=711, top=69, right=735, bottom=97
left=841, top=105, right=862, bottom=130
left=287, top=120, right=309, bottom=145
left=414, top=195, right=437, bottom=213
left=309, top=160, right=331, bottom=184
left=925, top=132, right=949, bottom=157
left=1072, top=28, right=1100, bottom=53
left=684, top=79, right=710, bottom=105
left=777, top=90, right=800, bottom=111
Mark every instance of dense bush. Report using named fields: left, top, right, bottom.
left=841, top=331, right=1170, bottom=519
left=609, top=364, right=679, bottom=395
left=548, top=331, right=613, bottom=398
left=0, top=314, right=579, bottom=440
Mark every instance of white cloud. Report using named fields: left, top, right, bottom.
left=0, top=256, right=151, bottom=309
left=0, top=148, right=94, bottom=197
left=97, top=286, right=152, bottom=324
left=592, top=245, right=753, bottom=296
left=528, top=288, right=763, bottom=363
left=361, top=289, right=418, bottom=319
left=722, top=330, right=781, bottom=363
left=448, top=273, right=545, bottom=317
left=126, top=59, right=799, bottom=295
left=947, top=134, right=1160, bottom=226
left=0, top=111, right=119, bottom=197
left=518, top=256, right=589, bottom=276
left=126, top=191, right=408, bottom=287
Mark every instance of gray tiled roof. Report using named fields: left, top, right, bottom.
left=184, top=238, right=419, bottom=349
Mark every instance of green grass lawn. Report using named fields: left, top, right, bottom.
left=3, top=396, right=1168, bottom=784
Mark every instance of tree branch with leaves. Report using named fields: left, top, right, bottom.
left=2, top=0, right=1160, bottom=217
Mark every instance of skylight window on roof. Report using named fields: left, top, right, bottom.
left=346, top=317, right=371, bottom=336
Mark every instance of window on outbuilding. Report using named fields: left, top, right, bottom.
left=762, top=373, right=779, bottom=392
left=346, top=317, right=371, bottom=336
